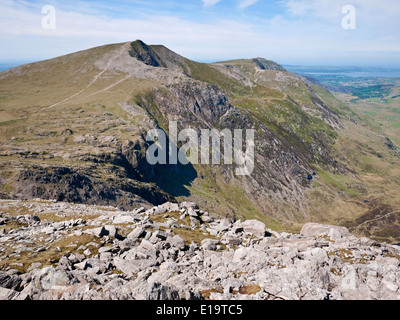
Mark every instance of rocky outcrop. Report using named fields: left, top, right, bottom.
left=252, top=58, right=287, bottom=72
left=129, top=40, right=167, bottom=68
left=0, top=199, right=399, bottom=300
left=12, top=165, right=173, bottom=209
left=128, top=40, right=190, bottom=73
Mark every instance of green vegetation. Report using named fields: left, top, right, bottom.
left=184, top=59, right=252, bottom=97
left=316, top=170, right=361, bottom=197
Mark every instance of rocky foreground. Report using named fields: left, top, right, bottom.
left=0, top=199, right=400, bottom=300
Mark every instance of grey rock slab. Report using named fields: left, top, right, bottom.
left=201, top=239, right=220, bottom=251
left=127, top=226, right=146, bottom=240
left=201, top=215, right=214, bottom=223
left=103, top=225, right=120, bottom=239
left=168, top=235, right=186, bottom=250
left=0, top=271, right=22, bottom=291
left=240, top=220, right=266, bottom=238
left=187, top=207, right=199, bottom=217
left=113, top=257, right=141, bottom=276
left=149, top=230, right=169, bottom=244
left=74, top=261, right=88, bottom=271
left=84, top=226, right=106, bottom=238
left=179, top=202, right=199, bottom=210
left=140, top=239, right=156, bottom=251
left=158, top=202, right=179, bottom=212
left=0, top=287, right=29, bottom=300
left=300, top=223, right=351, bottom=241
left=147, top=281, right=180, bottom=300
left=113, top=215, right=136, bottom=224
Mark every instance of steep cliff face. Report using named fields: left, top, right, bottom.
left=0, top=40, right=399, bottom=240
left=129, top=46, right=344, bottom=223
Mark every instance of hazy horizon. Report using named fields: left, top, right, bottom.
left=1, top=54, right=400, bottom=75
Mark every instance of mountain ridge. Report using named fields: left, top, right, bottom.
left=0, top=40, right=399, bottom=242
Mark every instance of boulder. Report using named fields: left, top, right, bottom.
left=201, top=239, right=220, bottom=251
left=241, top=220, right=266, bottom=237
left=123, top=245, right=158, bottom=268
left=168, top=235, right=186, bottom=250
left=74, top=261, right=88, bottom=271
left=222, top=234, right=241, bottom=246
left=113, top=215, right=135, bottom=224
left=188, top=207, right=199, bottom=217
left=147, top=282, right=180, bottom=300
left=113, top=257, right=141, bottom=276
left=201, top=215, right=214, bottom=223
left=300, top=223, right=351, bottom=241
left=158, top=202, right=179, bottom=212
left=303, top=247, right=328, bottom=265
left=84, top=226, right=106, bottom=238
left=25, top=267, right=71, bottom=299
left=0, top=272, right=22, bottom=291
left=127, top=226, right=146, bottom=240
left=140, top=239, right=156, bottom=251
left=180, top=202, right=198, bottom=210
left=0, top=287, right=29, bottom=300
left=149, top=230, right=169, bottom=243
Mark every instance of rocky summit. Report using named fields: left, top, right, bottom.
left=0, top=199, right=399, bottom=300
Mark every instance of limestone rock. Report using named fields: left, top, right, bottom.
left=1, top=200, right=400, bottom=301
left=241, top=220, right=266, bottom=237
left=300, top=223, right=350, bottom=241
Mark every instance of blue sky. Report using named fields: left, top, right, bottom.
left=1, top=0, right=400, bottom=67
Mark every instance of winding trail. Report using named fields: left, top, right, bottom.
left=39, top=45, right=127, bottom=112
left=354, top=210, right=400, bottom=230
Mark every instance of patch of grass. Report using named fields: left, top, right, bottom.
left=0, top=203, right=35, bottom=217
left=330, top=268, right=342, bottom=276
left=200, top=288, right=224, bottom=300
left=0, top=230, right=103, bottom=273
left=150, top=210, right=190, bottom=225
left=185, top=59, right=251, bottom=97
left=172, top=227, right=217, bottom=246
left=328, top=248, right=373, bottom=265
left=0, top=220, right=28, bottom=233
left=150, top=210, right=219, bottom=245
left=317, top=170, right=361, bottom=198
left=233, top=284, right=261, bottom=295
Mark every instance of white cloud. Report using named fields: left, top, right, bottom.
left=202, top=0, right=221, bottom=7
left=0, top=0, right=399, bottom=66
left=238, top=0, right=259, bottom=9
left=284, top=0, right=400, bottom=21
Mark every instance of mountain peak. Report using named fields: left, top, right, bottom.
left=252, top=57, right=287, bottom=72
left=213, top=57, right=286, bottom=73
left=129, top=40, right=166, bottom=67
left=128, top=40, right=189, bottom=72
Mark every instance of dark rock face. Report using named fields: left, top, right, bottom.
left=0, top=272, right=22, bottom=291
left=134, top=76, right=340, bottom=212
left=143, top=81, right=234, bottom=126
left=252, top=58, right=287, bottom=72
left=385, top=137, right=397, bottom=152
left=13, top=166, right=173, bottom=209
left=129, top=40, right=166, bottom=68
